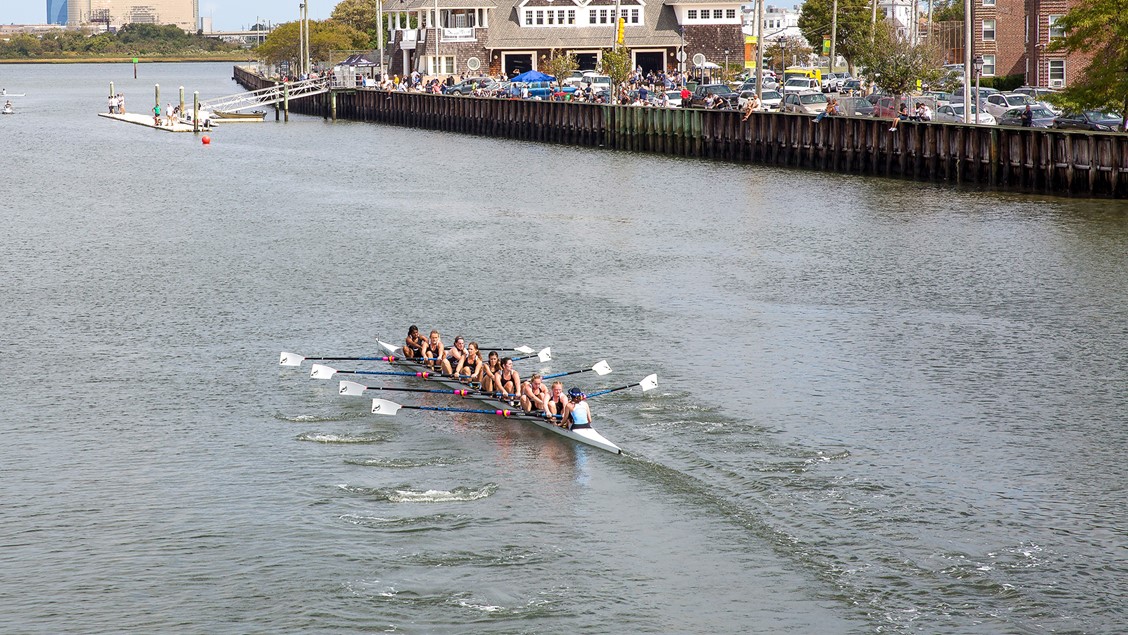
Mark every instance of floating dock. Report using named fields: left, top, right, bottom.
left=98, top=112, right=197, bottom=133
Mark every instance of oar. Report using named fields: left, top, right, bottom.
left=280, top=351, right=397, bottom=367
left=310, top=363, right=433, bottom=380
left=543, top=360, right=612, bottom=379
left=586, top=374, right=659, bottom=398
left=338, top=380, right=472, bottom=397
left=369, top=397, right=558, bottom=420
left=513, top=347, right=552, bottom=362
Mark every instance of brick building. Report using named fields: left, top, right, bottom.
left=384, top=0, right=745, bottom=78
left=1023, top=0, right=1093, bottom=89
left=971, top=0, right=1025, bottom=79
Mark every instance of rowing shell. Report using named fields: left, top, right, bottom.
left=391, top=356, right=623, bottom=455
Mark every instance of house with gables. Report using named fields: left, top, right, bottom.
left=383, top=0, right=744, bottom=78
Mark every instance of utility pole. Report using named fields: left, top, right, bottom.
left=829, top=0, right=838, bottom=75
left=963, top=0, right=972, bottom=122
left=377, top=0, right=385, bottom=79
left=755, top=0, right=764, bottom=101
left=612, top=0, right=623, bottom=50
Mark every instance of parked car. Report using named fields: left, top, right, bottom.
left=445, top=76, right=500, bottom=95
left=934, top=103, right=997, bottom=125
left=1013, top=86, right=1059, bottom=101
left=685, top=83, right=739, bottom=108
left=759, top=89, right=783, bottom=110
left=998, top=106, right=1057, bottom=128
left=822, top=72, right=850, bottom=92
left=782, top=77, right=820, bottom=94
left=579, top=73, right=612, bottom=92
left=664, top=90, right=683, bottom=107
left=781, top=90, right=829, bottom=115
left=984, top=93, right=1036, bottom=118
left=836, top=96, right=874, bottom=117
left=921, top=91, right=953, bottom=106
left=1052, top=110, right=1124, bottom=131
left=839, top=79, right=864, bottom=96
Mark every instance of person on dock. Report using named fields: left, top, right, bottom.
left=559, top=388, right=592, bottom=430
left=520, top=373, right=550, bottom=415
left=441, top=335, right=468, bottom=376
left=108, top=95, right=115, bottom=114
left=544, top=381, right=567, bottom=421
left=403, top=325, right=427, bottom=360
left=152, top=103, right=161, bottom=126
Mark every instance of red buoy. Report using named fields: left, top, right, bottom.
left=201, top=136, right=211, bottom=145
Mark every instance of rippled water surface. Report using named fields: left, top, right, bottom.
left=2, top=63, right=1126, bottom=634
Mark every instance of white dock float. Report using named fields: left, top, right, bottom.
left=98, top=112, right=197, bottom=133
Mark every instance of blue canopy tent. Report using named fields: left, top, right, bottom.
left=510, top=70, right=555, bottom=83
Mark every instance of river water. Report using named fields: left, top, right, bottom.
left=2, top=62, right=1125, bottom=634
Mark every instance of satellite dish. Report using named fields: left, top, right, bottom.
left=467, top=57, right=481, bottom=71
left=692, top=53, right=706, bottom=67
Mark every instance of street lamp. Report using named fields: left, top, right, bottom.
left=973, top=54, right=983, bottom=124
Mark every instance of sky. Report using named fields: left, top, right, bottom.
left=1, top=1, right=334, bottom=31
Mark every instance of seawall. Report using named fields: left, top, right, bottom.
left=234, top=66, right=1128, bottom=199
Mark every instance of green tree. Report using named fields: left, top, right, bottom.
left=1046, top=0, right=1128, bottom=131
left=852, top=21, right=942, bottom=97
left=330, top=0, right=390, bottom=49
left=764, top=36, right=812, bottom=74
left=931, top=0, right=963, bottom=22
left=543, top=49, right=579, bottom=88
left=797, top=0, right=873, bottom=74
left=257, top=20, right=369, bottom=67
left=600, top=47, right=632, bottom=93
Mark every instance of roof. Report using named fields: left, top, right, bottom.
left=664, top=0, right=744, bottom=4
left=398, top=0, right=498, bottom=9
left=484, top=0, right=683, bottom=49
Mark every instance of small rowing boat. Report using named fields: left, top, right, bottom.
left=213, top=110, right=266, bottom=122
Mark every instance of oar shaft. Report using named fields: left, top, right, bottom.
left=586, top=384, right=634, bottom=398
left=343, top=369, right=433, bottom=378
left=368, top=385, right=472, bottom=396
left=543, top=368, right=590, bottom=379
left=402, top=404, right=518, bottom=417
left=311, top=355, right=396, bottom=362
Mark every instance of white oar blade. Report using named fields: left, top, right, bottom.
left=370, top=398, right=402, bottom=416
left=639, top=374, right=659, bottom=391
left=339, top=380, right=368, bottom=396
left=593, top=360, right=612, bottom=376
left=537, top=347, right=552, bottom=363
left=310, top=364, right=337, bottom=380
left=378, top=339, right=399, bottom=355
left=514, top=345, right=535, bottom=354
left=280, top=352, right=305, bottom=367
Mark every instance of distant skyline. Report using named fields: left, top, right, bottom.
left=1, top=1, right=333, bottom=30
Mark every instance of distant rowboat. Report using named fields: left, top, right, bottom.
left=213, top=110, right=266, bottom=122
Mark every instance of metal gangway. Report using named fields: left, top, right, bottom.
left=198, top=77, right=330, bottom=113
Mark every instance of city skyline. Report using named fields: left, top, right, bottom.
left=3, top=0, right=331, bottom=30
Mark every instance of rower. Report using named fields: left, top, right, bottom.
left=403, top=325, right=426, bottom=360
left=456, top=341, right=483, bottom=383
left=544, top=381, right=567, bottom=420
left=559, top=388, right=592, bottom=430
left=495, top=356, right=521, bottom=402
left=480, top=350, right=503, bottom=393
left=520, top=373, right=549, bottom=414
left=441, top=335, right=468, bottom=376
left=423, top=329, right=445, bottom=370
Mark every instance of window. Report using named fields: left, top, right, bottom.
left=714, top=9, right=724, bottom=19
left=688, top=9, right=697, bottom=19
left=1048, top=15, right=1064, bottom=39
left=600, top=9, right=608, bottom=23
left=568, top=10, right=575, bottom=24
left=982, top=54, right=995, bottom=76
left=982, top=0, right=995, bottom=6
left=589, top=9, right=596, bottom=24
left=536, top=10, right=543, bottom=25
left=982, top=19, right=995, bottom=41
left=631, top=9, right=639, bottom=23
left=726, top=9, right=736, bottom=19
left=547, top=10, right=554, bottom=24
left=1049, top=60, right=1065, bottom=83
left=524, top=11, right=533, bottom=25
left=431, top=56, right=454, bottom=75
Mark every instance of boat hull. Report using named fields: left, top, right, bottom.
left=396, top=358, right=623, bottom=454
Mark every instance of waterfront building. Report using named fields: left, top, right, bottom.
left=384, top=0, right=745, bottom=77
left=47, top=0, right=68, bottom=25
left=66, top=0, right=199, bottom=32
left=1021, top=0, right=1092, bottom=88
left=759, top=4, right=801, bottom=42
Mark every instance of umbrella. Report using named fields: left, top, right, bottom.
left=510, top=70, right=556, bottom=83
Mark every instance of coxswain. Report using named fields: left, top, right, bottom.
left=544, top=381, right=567, bottom=421
left=495, top=356, right=521, bottom=402
left=456, top=341, right=483, bottom=383
left=403, top=325, right=427, bottom=360
left=480, top=350, right=503, bottom=393
left=559, top=387, right=592, bottom=430
left=442, top=335, right=468, bottom=376
left=520, top=373, right=550, bottom=414
left=423, top=329, right=445, bottom=370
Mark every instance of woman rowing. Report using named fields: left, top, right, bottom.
left=559, top=387, right=592, bottom=430
left=520, top=373, right=549, bottom=415
left=455, top=341, right=482, bottom=384
left=423, top=329, right=445, bottom=370
left=544, top=381, right=567, bottom=421
left=480, top=350, right=503, bottom=393
left=441, top=335, right=468, bottom=376
left=495, top=357, right=522, bottom=403
left=403, top=325, right=427, bottom=360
